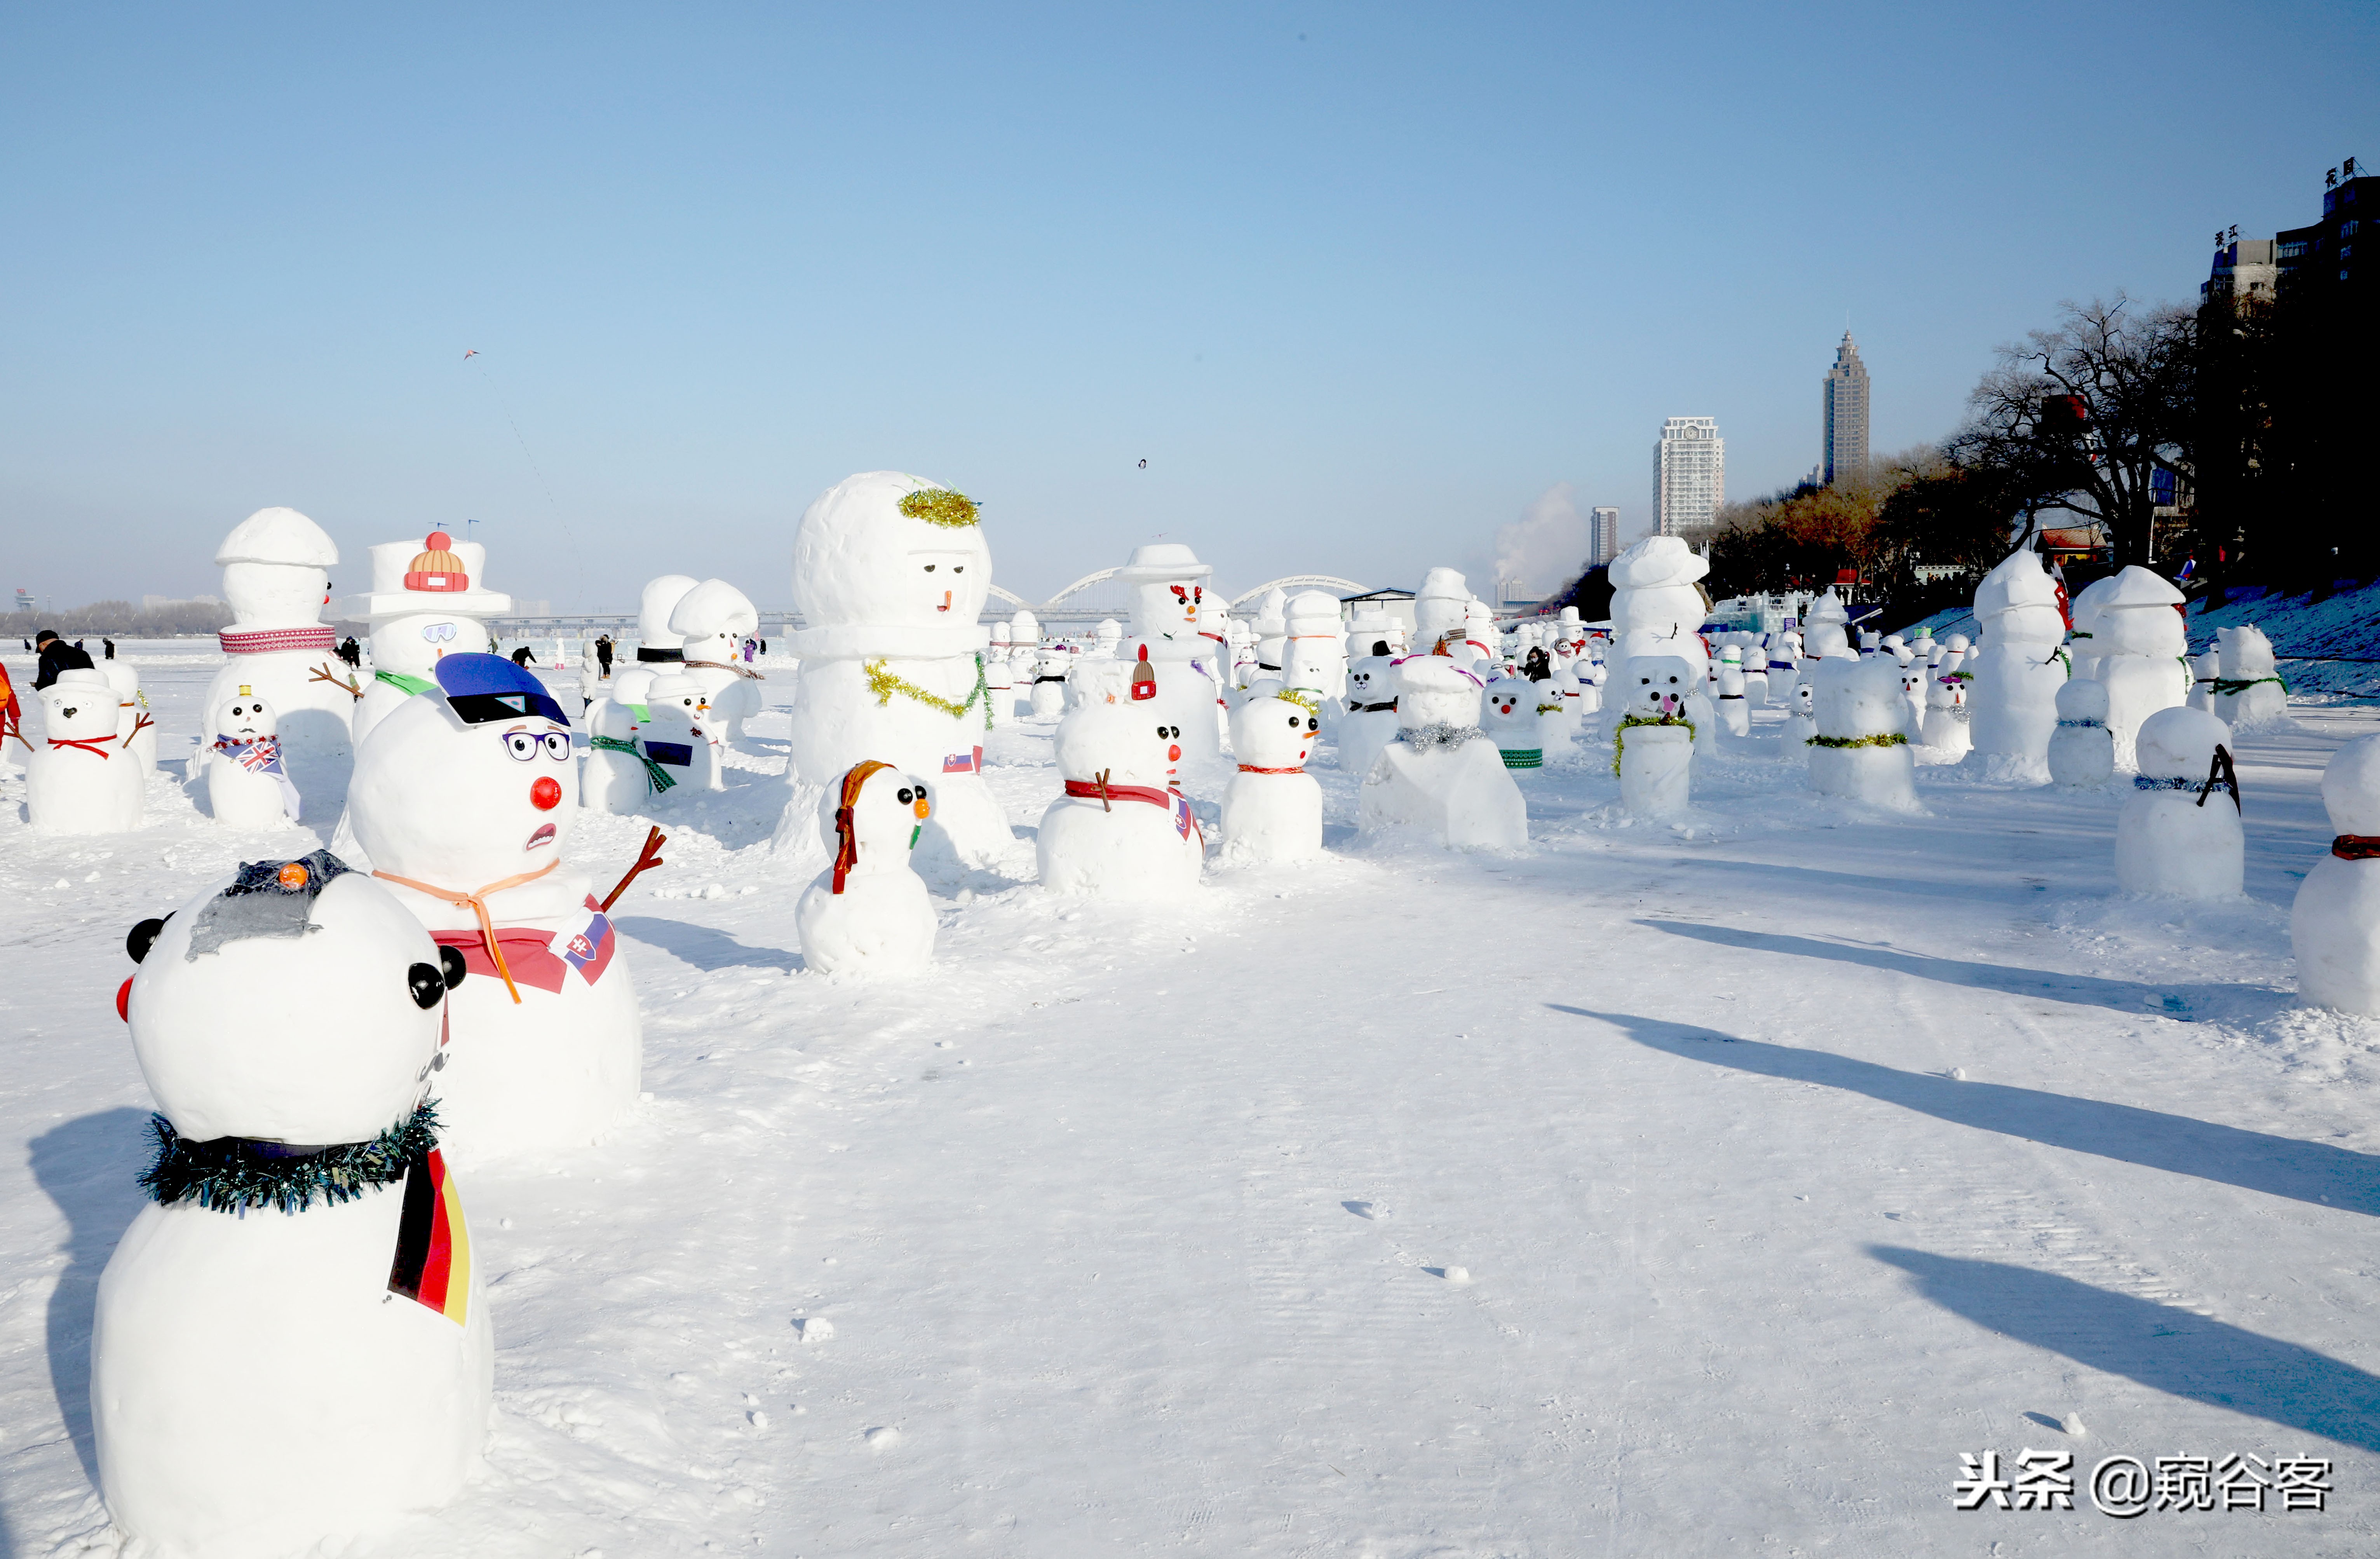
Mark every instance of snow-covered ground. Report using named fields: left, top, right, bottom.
left=6, top=642, right=2380, bottom=1556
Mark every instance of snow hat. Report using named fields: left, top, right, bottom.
left=638, top=575, right=701, bottom=653
left=668, top=578, right=759, bottom=645
left=1608, top=535, right=1710, bottom=590
left=1390, top=653, right=1484, bottom=729
left=434, top=652, right=570, bottom=728
left=339, top=532, right=510, bottom=624
left=213, top=507, right=338, bottom=568
left=1115, top=542, right=1213, bottom=585
left=2135, top=706, right=2228, bottom=781
left=2321, top=734, right=2380, bottom=835
left=789, top=471, right=991, bottom=656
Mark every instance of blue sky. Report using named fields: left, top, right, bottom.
left=2, top=2, right=2372, bottom=612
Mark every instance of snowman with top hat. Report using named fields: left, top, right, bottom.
left=338, top=530, right=512, bottom=751
left=1112, top=541, right=1229, bottom=774
left=348, top=654, right=647, bottom=1161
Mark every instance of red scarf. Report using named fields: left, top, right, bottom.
left=832, top=760, right=893, bottom=894
left=1064, top=774, right=1172, bottom=811
left=47, top=736, right=114, bottom=759
left=1237, top=764, right=1303, bottom=774
left=219, top=626, right=336, bottom=655
left=2334, top=835, right=2380, bottom=861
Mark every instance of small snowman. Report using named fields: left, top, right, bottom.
left=640, top=671, right=725, bottom=793
left=2293, top=734, right=2380, bottom=1013
left=796, top=762, right=937, bottom=973
left=2186, top=646, right=2221, bottom=712
left=583, top=692, right=668, bottom=813
left=1920, top=662, right=1972, bottom=759
left=1220, top=692, right=1324, bottom=866
left=2045, top=679, right=2113, bottom=787
left=2117, top=707, right=2241, bottom=899
left=338, top=530, right=509, bottom=751
left=100, top=659, right=157, bottom=772
left=1712, top=647, right=1751, bottom=738
left=1807, top=656, right=1918, bottom=809
left=1896, top=659, right=1929, bottom=738
left=95, top=854, right=490, bottom=1556
left=1028, top=646, right=1072, bottom=720
left=1356, top=655, right=1526, bottom=850
left=1481, top=675, right=1544, bottom=769
left=349, top=654, right=643, bottom=1161
left=28, top=668, right=145, bottom=834
left=669, top=578, right=768, bottom=746
left=983, top=626, right=1018, bottom=728
left=1338, top=648, right=1402, bottom=784
left=1281, top=589, right=1349, bottom=717
left=2214, top=624, right=2294, bottom=732
left=1781, top=678, right=1818, bottom=757
left=1614, top=656, right=1696, bottom=816
left=207, top=689, right=303, bottom=827
left=1037, top=700, right=1204, bottom=898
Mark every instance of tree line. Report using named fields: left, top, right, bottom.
left=1, top=598, right=235, bottom=638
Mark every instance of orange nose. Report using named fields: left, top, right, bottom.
left=912, top=797, right=930, bottom=819
left=939, top=590, right=952, bottom=612
left=531, top=776, right=562, bottom=810
left=1168, top=743, right=1182, bottom=762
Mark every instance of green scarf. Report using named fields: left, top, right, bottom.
left=375, top=669, right=436, bottom=697
left=592, top=733, right=676, bottom=793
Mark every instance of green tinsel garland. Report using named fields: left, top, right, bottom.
left=1611, top=713, right=1695, bottom=776
left=897, top=488, right=980, bottom=528
left=2211, top=675, right=2288, bottom=696
left=1808, top=732, right=1910, bottom=749
left=864, top=655, right=993, bottom=730
left=140, top=1102, right=438, bottom=1215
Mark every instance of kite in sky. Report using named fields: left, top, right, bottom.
left=462, top=349, right=479, bottom=361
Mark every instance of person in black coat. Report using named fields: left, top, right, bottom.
left=1522, top=646, right=1552, bottom=682
left=337, top=636, right=362, bottom=668
left=594, top=634, right=614, bottom=677
left=103, top=637, right=116, bottom=659
left=33, top=629, right=94, bottom=689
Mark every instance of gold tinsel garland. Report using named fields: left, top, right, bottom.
left=1807, top=732, right=1910, bottom=749
left=898, top=488, right=980, bottom=528
left=863, top=655, right=993, bottom=730
left=1611, top=712, right=1695, bottom=776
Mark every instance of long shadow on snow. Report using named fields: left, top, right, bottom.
left=30, top=1107, right=155, bottom=1488
left=1637, top=920, right=2289, bottom=1022
left=1560, top=1008, right=2380, bottom=1216
left=612, top=916, right=796, bottom=974
left=1871, top=1245, right=2380, bottom=1453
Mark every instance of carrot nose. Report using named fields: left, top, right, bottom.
left=939, top=590, right=952, bottom=612
left=913, top=797, right=930, bottom=820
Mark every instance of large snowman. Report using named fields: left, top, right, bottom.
left=779, top=472, right=1014, bottom=869
left=348, top=654, right=643, bottom=1160
left=195, top=508, right=359, bottom=820
left=1112, top=541, right=1229, bottom=771
left=338, top=530, right=512, bottom=751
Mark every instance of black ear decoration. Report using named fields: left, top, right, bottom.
left=408, top=963, right=447, bottom=1011
left=126, top=915, right=170, bottom=964
left=439, top=944, right=468, bottom=991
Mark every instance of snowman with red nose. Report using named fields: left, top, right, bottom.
left=348, top=654, right=644, bottom=1162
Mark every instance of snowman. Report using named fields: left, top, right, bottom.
left=1920, top=661, right=1973, bottom=759
left=633, top=575, right=700, bottom=666
left=2117, top=707, right=2241, bottom=898
left=2293, top=734, right=2380, bottom=1013
left=1413, top=568, right=1472, bottom=662
left=2092, top=566, right=2188, bottom=767
left=1480, top=675, right=1544, bottom=769
left=669, top=578, right=767, bottom=746
left=349, top=654, right=643, bottom=1160
left=99, top=659, right=158, bottom=772
left=1251, top=589, right=1289, bottom=675
left=1028, top=647, right=1072, bottom=720
left=796, top=762, right=938, bottom=973
left=196, top=507, right=359, bottom=820
left=2214, top=624, right=2294, bottom=732
left=1357, top=655, right=1526, bottom=850
left=1220, top=691, right=1324, bottom=866
left=1614, top=656, right=1697, bottom=816
left=639, top=671, right=725, bottom=793
left=1712, top=647, right=1751, bottom=738
left=582, top=693, right=670, bottom=813
left=1037, top=699, right=1204, bottom=898
left=28, top=668, right=145, bottom=834
left=984, top=623, right=1018, bottom=728
left=1964, top=547, right=2070, bottom=785
left=337, top=531, right=510, bottom=751
left=2065, top=574, right=2117, bottom=683
left=96, top=854, right=490, bottom=1555
left=1113, top=541, right=1230, bottom=771
left=1780, top=678, right=1818, bottom=757
left=1338, top=650, right=1402, bottom=784
left=207, top=689, right=303, bottom=827
left=778, top=473, right=1012, bottom=870
left=1808, top=655, right=1918, bottom=809
left=2046, top=679, right=2113, bottom=786
left=1282, top=589, right=1349, bottom=719
left=1800, top=591, right=1854, bottom=663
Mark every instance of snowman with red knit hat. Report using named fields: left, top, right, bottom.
left=348, top=654, right=647, bottom=1161
left=338, top=529, right=512, bottom=751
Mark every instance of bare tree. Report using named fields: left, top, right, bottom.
left=1952, top=295, right=2194, bottom=567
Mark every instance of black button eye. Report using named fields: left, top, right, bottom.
left=126, top=915, right=169, bottom=964
left=408, top=962, right=447, bottom=1010
left=897, top=787, right=914, bottom=803
left=439, top=945, right=468, bottom=989
left=923, top=563, right=936, bottom=572
left=953, top=565, right=964, bottom=574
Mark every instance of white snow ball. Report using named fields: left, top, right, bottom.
left=2134, top=706, right=2228, bottom=780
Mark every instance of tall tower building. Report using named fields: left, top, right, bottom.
left=1653, top=417, right=1725, bottom=541
left=1589, top=506, right=1621, bottom=566
left=1822, top=331, right=1870, bottom=486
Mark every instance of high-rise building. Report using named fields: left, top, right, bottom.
left=1822, top=332, right=1870, bottom=486
left=1589, top=506, right=1621, bottom=566
left=1653, top=417, right=1725, bottom=541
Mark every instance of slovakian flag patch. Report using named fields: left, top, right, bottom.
left=943, top=745, right=984, bottom=774
left=560, top=896, right=617, bottom=985
left=387, top=1147, right=470, bottom=1326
